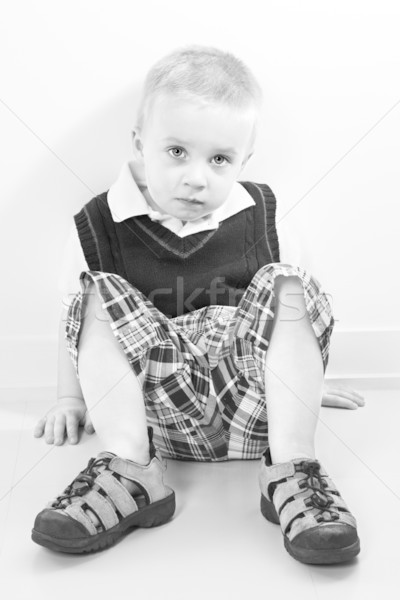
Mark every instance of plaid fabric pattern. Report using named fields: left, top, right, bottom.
left=64, top=263, right=335, bottom=462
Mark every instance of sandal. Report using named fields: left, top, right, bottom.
left=32, top=428, right=175, bottom=553
left=259, top=449, right=360, bottom=564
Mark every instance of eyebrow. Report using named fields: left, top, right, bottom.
left=162, top=137, right=239, bottom=156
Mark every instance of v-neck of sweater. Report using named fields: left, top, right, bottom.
left=132, top=212, right=222, bottom=259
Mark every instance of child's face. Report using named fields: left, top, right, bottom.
left=133, top=93, right=256, bottom=222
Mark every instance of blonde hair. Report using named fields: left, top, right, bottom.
left=136, top=45, right=263, bottom=136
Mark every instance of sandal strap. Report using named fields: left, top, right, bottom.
left=57, top=475, right=142, bottom=533
left=279, top=496, right=311, bottom=533
left=259, top=458, right=330, bottom=502
left=273, top=475, right=349, bottom=516
left=278, top=492, right=351, bottom=535
left=261, top=462, right=296, bottom=498
left=84, top=490, right=120, bottom=529
left=95, top=472, right=139, bottom=518
left=273, top=478, right=304, bottom=509
left=61, top=503, right=98, bottom=536
left=110, top=455, right=166, bottom=503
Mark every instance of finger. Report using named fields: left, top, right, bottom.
left=352, top=390, right=365, bottom=405
left=323, top=398, right=358, bottom=409
left=66, top=414, right=79, bottom=444
left=83, top=412, right=95, bottom=434
left=328, top=387, right=365, bottom=406
left=44, top=416, right=56, bottom=444
left=53, top=414, right=66, bottom=445
left=351, top=394, right=365, bottom=407
left=334, top=385, right=364, bottom=398
left=33, top=418, right=46, bottom=438
left=322, top=395, right=358, bottom=410
left=84, top=422, right=95, bottom=434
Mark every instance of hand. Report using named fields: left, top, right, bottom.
left=321, top=382, right=365, bottom=410
left=33, top=397, right=95, bottom=445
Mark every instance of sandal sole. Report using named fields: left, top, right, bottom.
left=284, top=536, right=360, bottom=565
left=31, top=491, right=175, bottom=554
left=260, top=494, right=360, bottom=565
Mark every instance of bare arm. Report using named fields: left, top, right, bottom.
left=57, top=305, right=84, bottom=402
left=33, top=306, right=94, bottom=444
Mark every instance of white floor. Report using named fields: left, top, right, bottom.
left=0, top=385, right=399, bottom=600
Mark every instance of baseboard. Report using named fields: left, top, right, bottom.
left=324, top=375, right=400, bottom=390
left=0, top=330, right=399, bottom=390
left=324, top=329, right=400, bottom=384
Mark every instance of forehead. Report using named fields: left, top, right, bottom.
left=144, top=93, right=256, bottom=153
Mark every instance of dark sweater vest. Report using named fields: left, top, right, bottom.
left=73, top=181, right=280, bottom=318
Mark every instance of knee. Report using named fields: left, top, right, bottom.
left=255, top=264, right=304, bottom=297
left=274, top=274, right=304, bottom=299
left=81, top=282, right=109, bottom=327
left=273, top=276, right=308, bottom=324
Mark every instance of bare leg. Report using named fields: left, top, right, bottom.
left=265, top=275, right=324, bottom=464
left=77, top=282, right=150, bottom=465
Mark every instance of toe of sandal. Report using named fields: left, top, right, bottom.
left=287, top=522, right=360, bottom=564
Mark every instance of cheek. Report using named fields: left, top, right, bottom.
left=216, top=172, right=240, bottom=202
left=212, top=171, right=237, bottom=191
left=145, top=156, right=164, bottom=181
left=210, top=177, right=235, bottom=206
left=146, top=162, right=177, bottom=195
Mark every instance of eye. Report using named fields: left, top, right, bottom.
left=168, top=147, right=185, bottom=159
left=212, top=155, right=229, bottom=166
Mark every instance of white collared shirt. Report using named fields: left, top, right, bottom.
left=58, top=160, right=302, bottom=306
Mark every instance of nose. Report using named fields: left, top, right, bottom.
left=182, top=162, right=207, bottom=189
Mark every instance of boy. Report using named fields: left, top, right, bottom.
left=32, top=45, right=361, bottom=564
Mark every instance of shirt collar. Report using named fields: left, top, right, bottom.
left=107, top=160, right=255, bottom=234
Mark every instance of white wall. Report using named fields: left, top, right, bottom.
left=1, top=0, right=399, bottom=387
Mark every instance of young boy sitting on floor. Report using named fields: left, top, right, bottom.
left=33, top=44, right=364, bottom=564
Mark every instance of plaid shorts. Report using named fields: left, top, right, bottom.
left=64, top=263, right=334, bottom=462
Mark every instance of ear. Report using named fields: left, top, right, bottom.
left=131, top=128, right=144, bottom=159
left=239, top=149, right=254, bottom=173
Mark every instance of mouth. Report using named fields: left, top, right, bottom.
left=176, top=197, right=204, bottom=205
